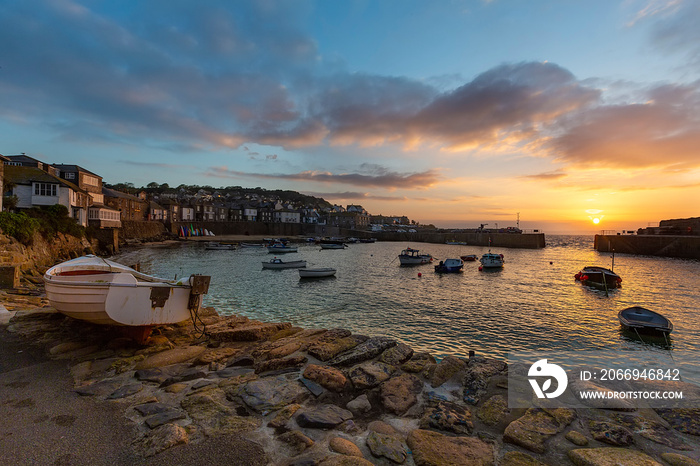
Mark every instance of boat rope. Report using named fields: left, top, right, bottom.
left=189, top=300, right=208, bottom=340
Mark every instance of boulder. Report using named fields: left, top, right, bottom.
left=565, top=430, right=589, bottom=446
left=348, top=362, right=394, bottom=389
left=134, top=423, right=188, bottom=457
left=420, top=401, right=473, bottom=434
left=430, top=356, right=466, bottom=388
left=366, top=430, right=408, bottom=464
left=235, top=375, right=308, bottom=413
left=378, top=343, right=414, bottom=366
left=588, top=420, right=633, bottom=446
left=567, top=448, right=662, bottom=466
left=329, top=437, right=364, bottom=457
left=135, top=346, right=206, bottom=370
left=400, top=352, right=436, bottom=373
left=346, top=394, right=372, bottom=414
left=208, top=321, right=292, bottom=341
left=269, top=403, right=303, bottom=428
left=254, top=354, right=307, bottom=373
left=279, top=430, right=315, bottom=455
left=500, top=451, right=547, bottom=466
left=380, top=373, right=423, bottom=415
left=328, top=336, right=397, bottom=367
left=661, top=453, right=700, bottom=466
left=303, top=364, right=348, bottom=392
left=296, top=404, right=354, bottom=429
left=476, top=395, right=509, bottom=426
left=503, top=408, right=576, bottom=453
left=406, top=429, right=494, bottom=466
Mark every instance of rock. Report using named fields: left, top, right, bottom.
left=279, top=430, right=315, bottom=455
left=74, top=379, right=123, bottom=397
left=181, top=393, right=260, bottom=435
left=346, top=394, right=372, bottom=414
left=145, top=409, right=187, bottom=429
left=303, top=364, right=348, bottom=392
left=565, top=430, right=589, bottom=446
left=614, top=414, right=690, bottom=450
left=160, top=368, right=208, bottom=387
left=216, top=367, right=255, bottom=379
left=226, top=355, right=255, bottom=367
left=463, top=357, right=507, bottom=404
left=296, top=404, right=354, bottom=429
left=319, top=456, right=374, bottom=466
left=588, top=420, right=634, bottom=446
left=400, top=352, right=436, bottom=373
left=420, top=401, right=473, bottom=434
left=300, top=377, right=325, bottom=397
left=107, top=383, right=143, bottom=399
left=135, top=368, right=169, bottom=384
left=268, top=403, right=302, bottom=428
left=328, top=336, right=397, bottom=367
left=406, top=429, right=494, bottom=466
left=135, top=346, right=206, bottom=370
left=266, top=341, right=302, bottom=360
left=134, top=423, right=188, bottom=457
left=49, top=341, right=90, bottom=355
left=661, top=453, right=700, bottom=466
left=500, top=451, right=547, bottom=466
left=380, top=373, right=423, bottom=415
left=195, top=347, right=238, bottom=365
left=378, top=343, right=414, bottom=366
left=655, top=409, right=700, bottom=436
left=235, top=375, right=309, bottom=413
left=430, top=356, right=467, bottom=388
left=366, top=430, right=408, bottom=464
left=134, top=402, right=172, bottom=416
left=368, top=420, right=398, bottom=435
left=208, top=321, right=292, bottom=341
left=329, top=437, right=364, bottom=457
left=476, top=395, right=509, bottom=426
left=349, top=362, right=394, bottom=389
left=503, top=408, right=576, bottom=453
left=307, top=330, right=367, bottom=361
left=567, top=448, right=662, bottom=466
left=254, top=354, right=307, bottom=373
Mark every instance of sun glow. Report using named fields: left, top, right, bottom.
left=592, top=217, right=600, bottom=224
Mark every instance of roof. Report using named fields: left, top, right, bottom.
left=6, top=154, right=47, bottom=165
left=0, top=154, right=10, bottom=162
left=149, top=201, right=165, bottom=210
left=52, top=164, right=101, bottom=178
left=102, top=186, right=140, bottom=201
left=4, top=165, right=87, bottom=193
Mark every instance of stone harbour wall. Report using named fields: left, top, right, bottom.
left=595, top=235, right=700, bottom=260
left=2, top=295, right=699, bottom=465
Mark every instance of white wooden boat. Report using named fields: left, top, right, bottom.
left=398, top=247, right=433, bottom=266
left=299, top=268, right=336, bottom=278
left=44, top=256, right=210, bottom=327
left=480, top=252, right=504, bottom=268
left=240, top=242, right=264, bottom=248
left=262, top=258, right=307, bottom=269
left=618, top=306, right=673, bottom=334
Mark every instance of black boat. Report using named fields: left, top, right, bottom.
left=574, top=266, right=622, bottom=289
left=618, top=306, right=673, bottom=334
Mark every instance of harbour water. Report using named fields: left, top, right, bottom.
left=113, top=236, right=700, bottom=378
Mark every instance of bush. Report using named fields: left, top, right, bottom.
left=0, top=211, right=41, bottom=245
left=0, top=205, right=85, bottom=244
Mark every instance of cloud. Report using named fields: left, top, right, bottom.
left=303, top=191, right=409, bottom=201
left=203, top=166, right=440, bottom=189
left=646, top=0, right=700, bottom=69
left=520, top=170, right=568, bottom=181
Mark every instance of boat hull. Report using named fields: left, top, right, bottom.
left=480, top=253, right=504, bottom=268
left=618, top=306, right=673, bottom=334
left=320, top=243, right=346, bottom=249
left=575, top=266, right=621, bottom=289
left=299, top=268, right=336, bottom=278
left=262, top=260, right=307, bottom=269
left=267, top=247, right=298, bottom=253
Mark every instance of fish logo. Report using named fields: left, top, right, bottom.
left=528, top=359, right=568, bottom=399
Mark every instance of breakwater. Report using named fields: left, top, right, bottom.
left=595, top=234, right=700, bottom=260
left=363, top=231, right=545, bottom=249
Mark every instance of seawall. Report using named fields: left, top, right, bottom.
left=353, top=231, right=546, bottom=249
left=595, top=234, right=700, bottom=260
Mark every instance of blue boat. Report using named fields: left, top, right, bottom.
left=434, top=258, right=464, bottom=273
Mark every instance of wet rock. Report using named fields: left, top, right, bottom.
left=476, top=394, right=509, bottom=426
left=346, top=394, right=372, bottom=414
left=279, top=430, right=315, bottom=455
left=613, top=413, right=690, bottom=450
left=366, top=430, right=408, bottom=464
left=329, top=437, right=364, bottom=457
left=135, top=368, right=170, bottom=384
left=134, top=423, right=188, bottom=457
left=195, top=347, right=238, bottom=365
left=419, top=400, right=473, bottom=434
left=300, top=377, right=325, bottom=397
left=235, top=374, right=309, bottom=413
left=145, top=409, right=187, bottom=429
left=378, top=343, right=414, bottom=366
left=160, top=368, right=208, bottom=387
left=400, top=352, right=436, bottom=373
left=268, top=403, right=302, bottom=428
left=654, top=408, right=700, bottom=436
left=380, top=373, right=423, bottom=415
left=303, top=364, right=348, bottom=392
left=565, top=430, right=589, bottom=446
left=254, top=354, right=307, bottom=373
left=500, top=451, right=547, bottom=466
left=430, top=356, right=467, bottom=388
left=328, top=336, right=397, bottom=367
left=74, top=379, right=124, bottom=397
left=504, top=408, right=576, bottom=453
left=661, top=453, right=700, bottom=466
left=349, top=362, right=394, bottom=389
left=567, top=447, right=662, bottom=466
left=107, top=383, right=143, bottom=399
left=296, top=404, right=354, bottom=429
left=135, top=346, right=206, bottom=370
left=208, top=321, right=292, bottom=341
left=406, top=429, right=494, bottom=466
left=588, top=420, right=634, bottom=446
left=134, top=402, right=172, bottom=416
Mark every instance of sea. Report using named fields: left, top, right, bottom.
left=112, top=235, right=700, bottom=382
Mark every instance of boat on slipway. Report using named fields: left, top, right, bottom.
left=299, top=268, right=336, bottom=278
left=398, top=247, right=433, bottom=266
left=262, top=258, right=307, bottom=269
left=575, top=266, right=622, bottom=289
left=618, top=306, right=673, bottom=335
left=44, top=255, right=210, bottom=328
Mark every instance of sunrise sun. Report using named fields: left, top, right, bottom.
left=592, top=218, right=600, bottom=224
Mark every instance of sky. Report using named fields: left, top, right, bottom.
left=1, top=0, right=699, bottom=234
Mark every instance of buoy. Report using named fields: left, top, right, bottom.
left=417, top=272, right=422, bottom=277
left=549, top=261, right=553, bottom=265
left=478, top=266, right=483, bottom=271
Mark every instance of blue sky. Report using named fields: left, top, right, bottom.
left=1, top=0, right=699, bottom=232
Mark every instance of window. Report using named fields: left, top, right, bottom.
left=83, top=175, right=99, bottom=186
left=64, top=172, right=76, bottom=180
left=34, top=183, right=57, bottom=197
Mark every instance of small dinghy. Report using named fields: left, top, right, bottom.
left=299, top=268, right=336, bottom=278
left=618, top=306, right=673, bottom=335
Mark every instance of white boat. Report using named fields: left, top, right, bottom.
left=240, top=242, right=264, bottom=248
left=480, top=252, right=504, bottom=268
left=398, top=247, right=433, bottom=266
left=205, top=242, right=236, bottom=250
left=262, top=258, right=307, bottom=269
left=267, top=242, right=298, bottom=253
left=44, top=255, right=210, bottom=327
left=299, top=268, right=336, bottom=278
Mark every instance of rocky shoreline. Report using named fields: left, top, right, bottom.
left=2, top=287, right=699, bottom=466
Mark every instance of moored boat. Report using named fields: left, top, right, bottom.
left=460, top=254, right=478, bottom=262
left=240, top=242, right=265, bottom=248
left=618, top=306, right=673, bottom=334
left=44, top=255, right=210, bottom=327
left=480, top=252, right=504, bottom=269
left=299, top=268, right=336, bottom=278
left=262, top=258, right=307, bottom=269
left=574, top=266, right=621, bottom=289
left=434, top=258, right=464, bottom=273
left=320, top=242, right=346, bottom=249
left=205, top=241, right=236, bottom=250
left=267, top=241, right=298, bottom=253
left=398, top=247, right=433, bottom=266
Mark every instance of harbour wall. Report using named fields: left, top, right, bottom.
left=339, top=229, right=546, bottom=249
left=595, top=234, right=700, bottom=260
